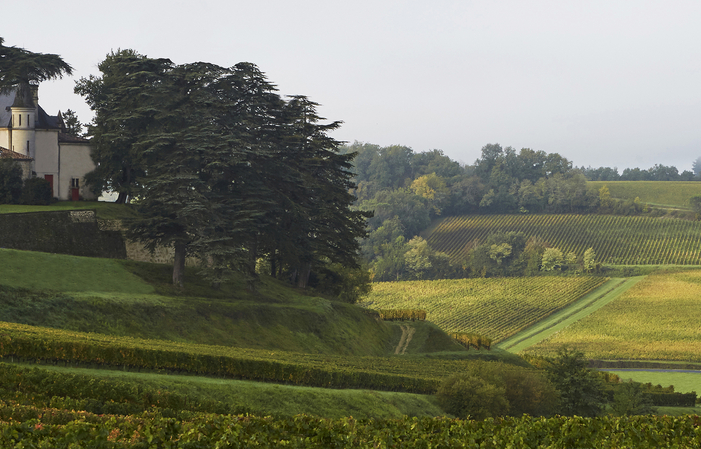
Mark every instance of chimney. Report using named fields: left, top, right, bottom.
left=30, top=84, right=38, bottom=105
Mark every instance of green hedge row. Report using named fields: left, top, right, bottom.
left=0, top=210, right=126, bottom=258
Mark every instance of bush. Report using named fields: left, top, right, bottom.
left=0, top=160, right=23, bottom=204
left=436, top=361, right=559, bottom=419
left=20, top=177, right=52, bottom=205
left=436, top=374, right=509, bottom=419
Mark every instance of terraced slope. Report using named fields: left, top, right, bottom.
left=425, top=214, right=701, bottom=265
left=360, top=277, right=607, bottom=343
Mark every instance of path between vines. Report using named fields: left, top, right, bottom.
left=394, top=325, right=416, bottom=355
left=497, top=277, right=644, bottom=353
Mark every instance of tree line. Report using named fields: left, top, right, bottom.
left=581, top=163, right=700, bottom=181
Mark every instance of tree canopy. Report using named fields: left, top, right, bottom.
left=0, top=37, right=73, bottom=105
left=78, top=51, right=369, bottom=290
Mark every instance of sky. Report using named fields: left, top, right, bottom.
left=3, top=0, right=700, bottom=171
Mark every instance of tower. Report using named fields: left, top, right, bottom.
left=9, top=84, right=37, bottom=160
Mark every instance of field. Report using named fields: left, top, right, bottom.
left=588, top=180, right=701, bottom=209
left=360, top=277, right=607, bottom=343
left=522, top=269, right=701, bottom=362
left=425, top=213, right=701, bottom=265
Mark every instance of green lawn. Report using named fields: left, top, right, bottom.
left=602, top=370, right=701, bottom=395
left=0, top=202, right=139, bottom=220
left=0, top=249, right=154, bottom=294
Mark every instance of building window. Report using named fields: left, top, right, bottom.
left=18, top=114, right=21, bottom=126
left=71, top=178, right=80, bottom=188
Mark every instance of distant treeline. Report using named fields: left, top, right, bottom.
left=581, top=163, right=700, bottom=182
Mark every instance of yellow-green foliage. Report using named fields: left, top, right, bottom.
left=523, top=269, right=701, bottom=362
left=426, top=214, right=701, bottom=265
left=361, top=277, right=607, bottom=343
left=588, top=181, right=701, bottom=208
left=451, top=333, right=492, bottom=350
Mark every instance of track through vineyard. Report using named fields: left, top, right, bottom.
left=497, top=277, right=641, bottom=353
left=425, top=214, right=701, bottom=265
left=361, top=277, right=607, bottom=343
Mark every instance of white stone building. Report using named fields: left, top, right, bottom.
left=0, top=84, right=96, bottom=200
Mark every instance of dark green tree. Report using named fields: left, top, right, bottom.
left=546, top=347, right=605, bottom=417
left=610, top=381, right=655, bottom=416
left=60, top=109, right=83, bottom=137
left=75, top=50, right=172, bottom=204
left=0, top=37, right=73, bottom=105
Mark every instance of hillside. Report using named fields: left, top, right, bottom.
left=588, top=180, right=701, bottom=209
left=360, top=277, right=607, bottom=343
left=425, top=213, right=701, bottom=265
left=0, top=248, right=411, bottom=356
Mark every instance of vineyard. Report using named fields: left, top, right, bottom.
left=425, top=213, right=701, bottom=265
left=0, top=406, right=699, bottom=447
left=588, top=180, right=701, bottom=209
left=522, top=269, right=701, bottom=362
left=360, top=277, right=607, bottom=343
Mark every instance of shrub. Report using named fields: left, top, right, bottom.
left=436, top=361, right=560, bottom=419
left=20, top=177, right=52, bottom=205
left=436, top=374, right=509, bottom=419
left=0, top=160, right=23, bottom=204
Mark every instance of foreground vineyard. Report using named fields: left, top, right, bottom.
left=426, top=213, right=701, bottom=265
left=523, top=269, right=701, bottom=362
left=0, top=405, right=699, bottom=447
left=361, top=277, right=607, bottom=342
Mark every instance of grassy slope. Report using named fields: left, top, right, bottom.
left=0, top=248, right=472, bottom=356
left=588, top=181, right=701, bottom=209
left=522, top=269, right=701, bottom=362
left=11, top=362, right=446, bottom=420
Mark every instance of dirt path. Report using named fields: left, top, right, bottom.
left=394, top=325, right=416, bottom=355
left=497, top=277, right=644, bottom=353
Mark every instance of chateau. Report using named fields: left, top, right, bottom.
left=0, top=84, right=96, bottom=200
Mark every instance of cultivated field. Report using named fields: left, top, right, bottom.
left=588, top=181, right=701, bottom=209
left=522, top=269, right=701, bottom=362
left=360, top=277, right=607, bottom=343
left=425, top=214, right=701, bottom=265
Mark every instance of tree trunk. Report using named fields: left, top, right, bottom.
left=297, top=262, right=311, bottom=289
left=173, top=242, right=186, bottom=288
left=270, top=251, right=277, bottom=278
left=115, top=191, right=128, bottom=204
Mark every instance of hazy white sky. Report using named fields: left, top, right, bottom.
left=4, top=0, right=700, bottom=170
